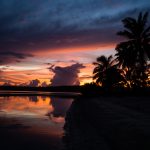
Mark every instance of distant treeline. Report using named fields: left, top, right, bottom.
left=0, top=85, right=82, bottom=93
left=0, top=85, right=149, bottom=97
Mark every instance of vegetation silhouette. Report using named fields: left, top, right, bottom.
left=115, top=12, right=150, bottom=88
left=93, top=12, right=150, bottom=89
left=93, top=55, right=124, bottom=89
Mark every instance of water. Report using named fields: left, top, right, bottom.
left=0, top=92, right=75, bottom=150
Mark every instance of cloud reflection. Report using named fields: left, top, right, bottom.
left=0, top=95, right=73, bottom=123
left=0, top=96, right=53, bottom=116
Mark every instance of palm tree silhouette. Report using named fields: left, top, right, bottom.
left=115, top=12, right=150, bottom=87
left=93, top=55, right=124, bottom=89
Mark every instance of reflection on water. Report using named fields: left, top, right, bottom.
left=51, top=97, right=74, bottom=117
left=0, top=96, right=52, bottom=117
left=0, top=95, right=73, bottom=121
left=0, top=93, right=73, bottom=150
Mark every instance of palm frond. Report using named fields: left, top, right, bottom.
left=142, top=12, right=149, bottom=27
left=117, top=30, right=135, bottom=39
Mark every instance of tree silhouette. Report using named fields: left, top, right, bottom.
left=115, top=12, right=150, bottom=87
left=93, top=55, right=124, bottom=89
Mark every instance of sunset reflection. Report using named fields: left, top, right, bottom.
left=0, top=96, right=73, bottom=123
left=0, top=95, right=74, bottom=150
left=0, top=96, right=53, bottom=117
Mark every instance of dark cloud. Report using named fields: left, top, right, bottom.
left=0, top=51, right=33, bottom=65
left=41, top=81, right=48, bottom=87
left=28, top=79, right=40, bottom=87
left=0, top=0, right=149, bottom=54
left=50, top=63, right=85, bottom=86
left=0, top=51, right=33, bottom=59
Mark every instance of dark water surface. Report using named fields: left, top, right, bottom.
left=0, top=91, right=74, bottom=150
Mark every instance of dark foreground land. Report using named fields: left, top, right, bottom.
left=63, top=96, right=150, bottom=150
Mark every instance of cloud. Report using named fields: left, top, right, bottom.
left=0, top=51, right=33, bottom=65
left=28, top=79, right=40, bottom=87
left=2, top=82, right=12, bottom=86
left=0, top=0, right=149, bottom=54
left=19, top=82, right=29, bottom=87
left=0, top=51, right=33, bottom=59
left=41, top=81, right=48, bottom=87
left=0, top=76, right=20, bottom=85
left=50, top=63, right=85, bottom=86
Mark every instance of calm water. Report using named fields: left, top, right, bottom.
left=0, top=91, right=74, bottom=150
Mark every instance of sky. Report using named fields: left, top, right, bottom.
left=0, top=0, right=150, bottom=86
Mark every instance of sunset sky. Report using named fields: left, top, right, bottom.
left=0, top=0, right=150, bottom=86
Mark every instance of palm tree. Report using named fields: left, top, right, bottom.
left=93, top=55, right=124, bottom=88
left=115, top=12, right=150, bottom=87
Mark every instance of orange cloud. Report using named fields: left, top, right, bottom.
left=35, top=42, right=115, bottom=56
